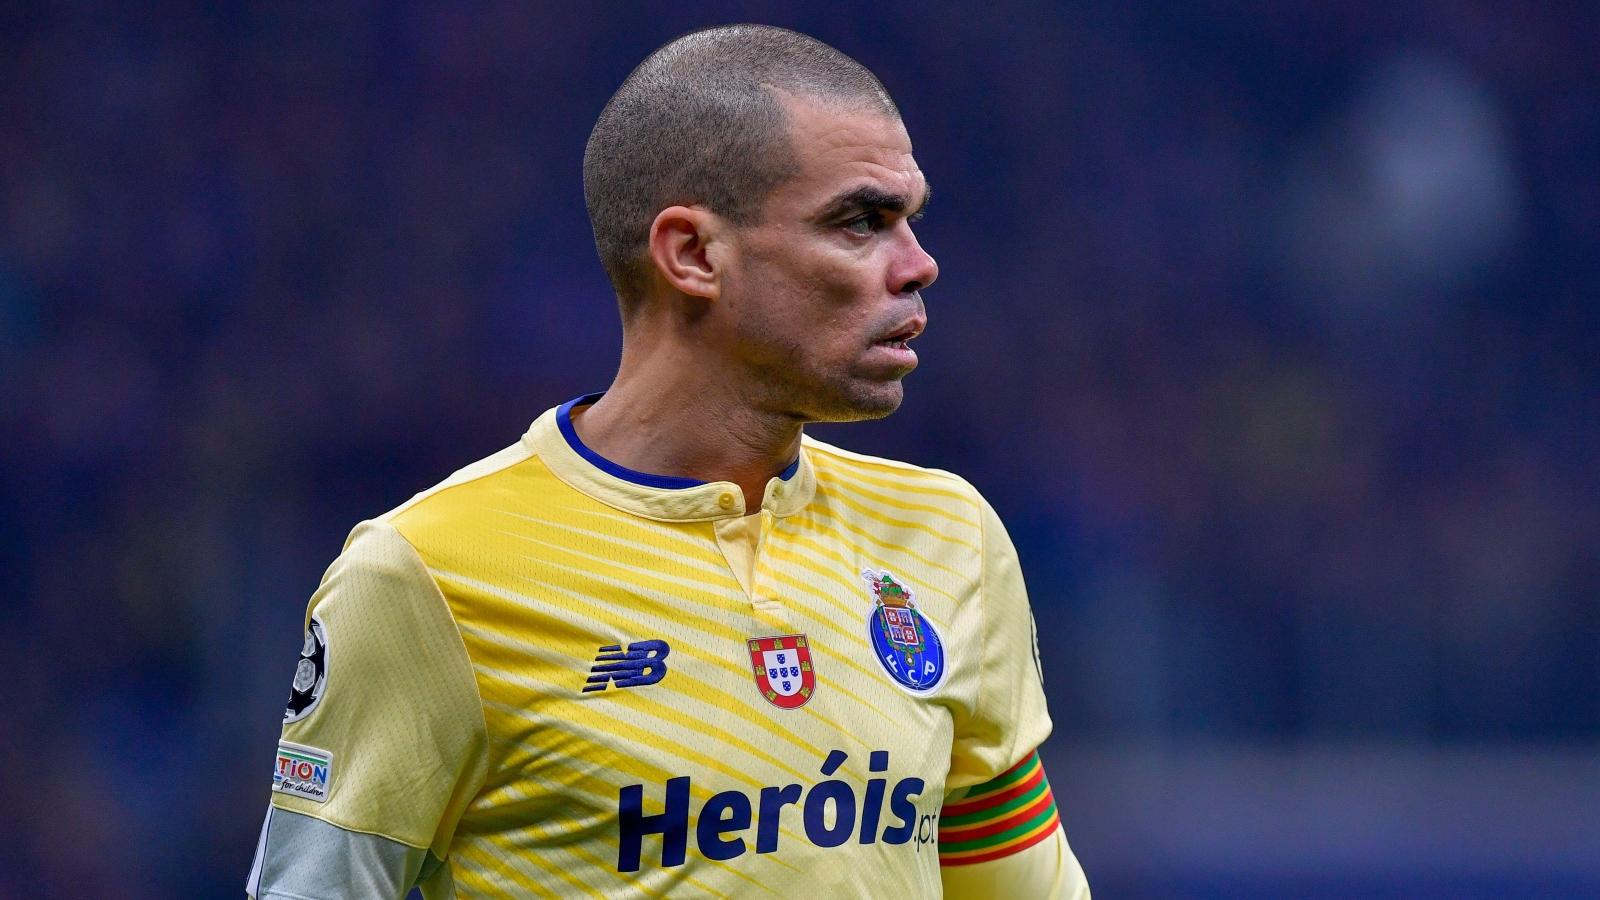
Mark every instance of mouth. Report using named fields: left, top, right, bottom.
left=873, top=319, right=925, bottom=351
left=865, top=316, right=925, bottom=373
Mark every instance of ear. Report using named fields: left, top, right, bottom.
left=647, top=205, right=723, bottom=301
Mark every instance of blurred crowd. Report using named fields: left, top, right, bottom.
left=1, top=2, right=1594, bottom=896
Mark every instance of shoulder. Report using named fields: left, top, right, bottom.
left=801, top=434, right=986, bottom=522
left=368, top=438, right=547, bottom=547
left=802, top=434, right=975, bottom=492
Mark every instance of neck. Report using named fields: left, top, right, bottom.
left=571, top=334, right=802, bottom=512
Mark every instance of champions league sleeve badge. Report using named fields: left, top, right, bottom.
left=283, top=616, right=327, bottom=723
left=862, top=570, right=946, bottom=693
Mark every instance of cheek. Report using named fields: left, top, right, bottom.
left=733, top=240, right=877, bottom=356
left=741, top=292, right=860, bottom=375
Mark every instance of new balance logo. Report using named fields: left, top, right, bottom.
left=583, top=640, right=671, bottom=692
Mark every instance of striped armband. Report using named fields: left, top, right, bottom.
left=938, top=750, right=1061, bottom=866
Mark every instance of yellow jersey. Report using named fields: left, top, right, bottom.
left=248, top=394, right=1088, bottom=898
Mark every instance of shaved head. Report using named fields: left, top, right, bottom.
left=583, top=25, right=900, bottom=310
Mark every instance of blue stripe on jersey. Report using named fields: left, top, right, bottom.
left=558, top=392, right=799, bottom=487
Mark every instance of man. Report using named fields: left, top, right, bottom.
left=249, top=24, right=1089, bottom=898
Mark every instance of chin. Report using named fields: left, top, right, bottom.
left=807, top=381, right=905, bottom=424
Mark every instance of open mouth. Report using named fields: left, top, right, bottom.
left=874, top=324, right=922, bottom=350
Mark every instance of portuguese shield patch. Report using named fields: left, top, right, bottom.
left=747, top=634, right=816, bottom=710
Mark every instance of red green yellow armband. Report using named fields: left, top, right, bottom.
left=938, top=750, right=1061, bottom=866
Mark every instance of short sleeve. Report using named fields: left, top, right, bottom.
left=947, top=494, right=1052, bottom=789
left=941, top=820, right=1090, bottom=899
left=268, top=521, right=488, bottom=853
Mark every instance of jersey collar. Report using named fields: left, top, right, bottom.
left=524, top=393, right=815, bottom=521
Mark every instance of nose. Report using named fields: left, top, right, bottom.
left=890, top=225, right=939, bottom=296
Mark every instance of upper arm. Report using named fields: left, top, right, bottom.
left=247, top=521, right=488, bottom=898
left=948, top=492, right=1052, bottom=788
left=940, top=813, right=1090, bottom=900
left=247, top=806, right=433, bottom=899
left=941, top=492, right=1089, bottom=895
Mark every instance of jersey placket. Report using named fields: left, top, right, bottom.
left=712, top=508, right=785, bottom=615
left=749, top=509, right=783, bottom=613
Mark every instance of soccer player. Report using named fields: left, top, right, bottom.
left=249, top=24, right=1089, bottom=899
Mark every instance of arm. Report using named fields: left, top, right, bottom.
left=247, top=522, right=488, bottom=899
left=247, top=807, right=439, bottom=900
left=940, top=494, right=1090, bottom=897
left=939, top=752, right=1089, bottom=899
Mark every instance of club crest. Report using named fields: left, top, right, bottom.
left=747, top=634, right=816, bottom=709
left=862, top=570, right=946, bottom=693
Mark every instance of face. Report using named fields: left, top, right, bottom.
left=717, top=94, right=938, bottom=423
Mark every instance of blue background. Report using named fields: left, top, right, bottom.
left=1, top=2, right=1596, bottom=896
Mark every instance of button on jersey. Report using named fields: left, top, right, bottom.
left=251, top=398, right=1078, bottom=898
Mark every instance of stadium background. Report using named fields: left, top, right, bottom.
left=1, top=3, right=1596, bottom=897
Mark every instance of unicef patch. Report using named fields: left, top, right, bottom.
left=273, top=741, right=333, bottom=802
left=283, top=616, right=327, bottom=723
left=862, top=570, right=945, bottom=693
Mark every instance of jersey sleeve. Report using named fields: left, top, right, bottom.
left=940, top=494, right=1089, bottom=892
left=947, top=493, right=1052, bottom=788
left=941, top=814, right=1089, bottom=899
left=248, top=521, right=488, bottom=898
left=938, top=752, right=1090, bottom=896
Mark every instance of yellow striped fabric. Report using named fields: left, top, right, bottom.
left=272, top=398, right=1055, bottom=897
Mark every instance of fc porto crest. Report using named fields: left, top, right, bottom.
left=748, top=634, right=816, bottom=709
left=863, top=570, right=946, bottom=693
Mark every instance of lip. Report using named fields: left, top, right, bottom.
left=866, top=341, right=919, bottom=369
left=867, top=314, right=925, bottom=370
left=873, top=313, right=926, bottom=347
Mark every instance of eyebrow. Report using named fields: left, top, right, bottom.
left=816, top=183, right=933, bottom=222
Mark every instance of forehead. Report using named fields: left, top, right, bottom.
left=765, top=94, right=925, bottom=213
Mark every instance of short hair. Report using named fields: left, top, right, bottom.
left=583, top=25, right=900, bottom=308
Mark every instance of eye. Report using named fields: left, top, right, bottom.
left=844, top=213, right=880, bottom=236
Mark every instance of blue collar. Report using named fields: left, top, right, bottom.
left=556, top=393, right=800, bottom=489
